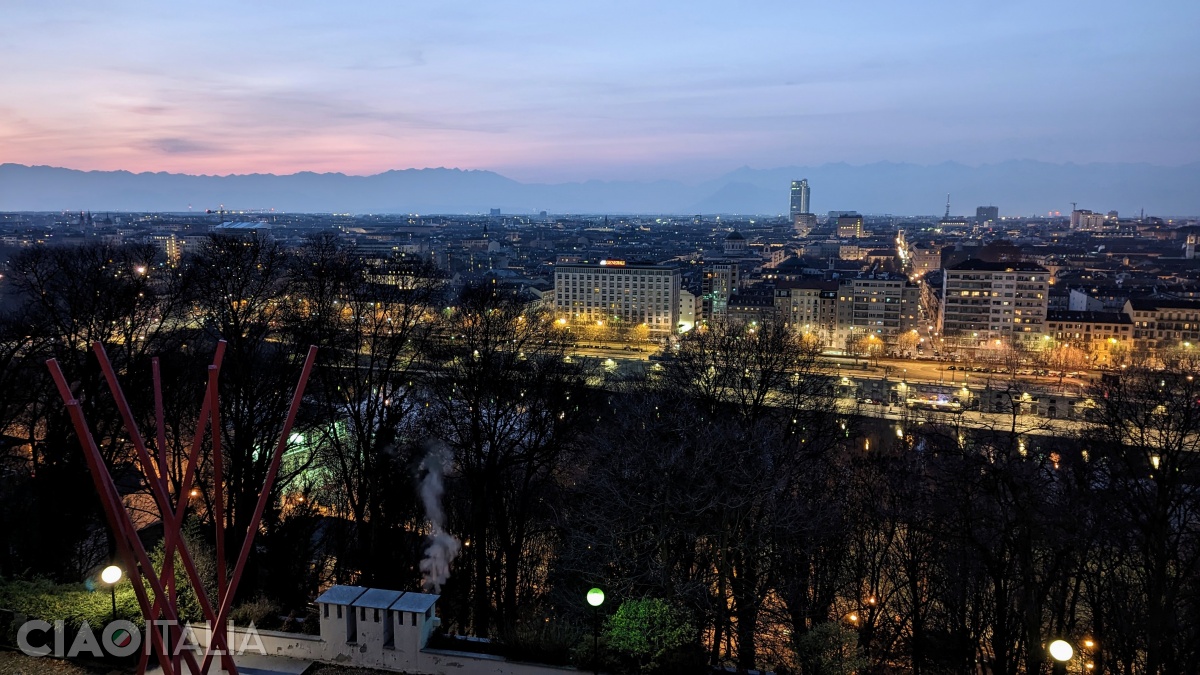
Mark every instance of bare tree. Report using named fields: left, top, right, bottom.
left=289, top=234, right=446, bottom=586
left=425, top=283, right=597, bottom=637
left=1081, top=362, right=1200, bottom=673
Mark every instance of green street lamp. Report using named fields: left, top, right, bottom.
left=587, top=588, right=605, bottom=675
left=101, top=565, right=122, bottom=623
left=587, top=587, right=605, bottom=607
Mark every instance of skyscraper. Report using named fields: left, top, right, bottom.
left=790, top=179, right=810, bottom=217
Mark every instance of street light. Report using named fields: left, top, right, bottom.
left=101, top=565, right=122, bottom=622
left=587, top=588, right=605, bottom=675
left=1049, top=639, right=1073, bottom=675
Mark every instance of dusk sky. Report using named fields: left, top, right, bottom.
left=3, top=1, right=1197, bottom=183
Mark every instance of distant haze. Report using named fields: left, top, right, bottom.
left=2, top=2, right=1197, bottom=183
left=1, top=162, right=1197, bottom=217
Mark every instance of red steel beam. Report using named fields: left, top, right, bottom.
left=151, top=358, right=180, bottom=674
left=47, top=359, right=202, bottom=675
left=202, top=345, right=317, bottom=674
left=92, top=343, right=236, bottom=673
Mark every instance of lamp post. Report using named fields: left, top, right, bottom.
left=101, top=565, right=122, bottom=623
left=587, top=588, right=605, bottom=675
left=1049, top=639, right=1073, bottom=675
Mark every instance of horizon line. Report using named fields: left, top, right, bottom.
left=5, top=159, right=1200, bottom=184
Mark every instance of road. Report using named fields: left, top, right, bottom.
left=566, top=344, right=1097, bottom=395
left=837, top=398, right=1086, bottom=438
left=821, top=354, right=1095, bottom=395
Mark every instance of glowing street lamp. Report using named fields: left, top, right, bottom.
left=101, top=565, right=122, bottom=622
left=587, top=588, right=605, bottom=675
left=587, top=587, right=605, bottom=607
left=1049, top=639, right=1073, bottom=674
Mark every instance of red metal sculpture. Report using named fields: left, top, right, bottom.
left=47, top=341, right=317, bottom=675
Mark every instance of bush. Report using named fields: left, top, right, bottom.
left=603, top=598, right=696, bottom=674
left=792, top=622, right=867, bottom=675
left=228, top=595, right=280, bottom=627
left=0, top=576, right=141, bottom=631
left=498, top=619, right=583, bottom=666
left=146, top=519, right=217, bottom=624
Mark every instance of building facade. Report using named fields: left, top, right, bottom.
left=1044, top=310, right=1133, bottom=366
left=834, top=273, right=920, bottom=348
left=773, top=279, right=839, bottom=345
left=1125, top=298, right=1200, bottom=351
left=790, top=179, right=811, bottom=218
left=940, top=260, right=1050, bottom=344
left=553, top=261, right=681, bottom=335
left=837, top=214, right=865, bottom=239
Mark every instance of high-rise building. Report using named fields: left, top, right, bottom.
left=940, top=260, right=1050, bottom=344
left=976, top=205, right=999, bottom=223
left=554, top=261, right=682, bottom=335
left=790, top=179, right=810, bottom=218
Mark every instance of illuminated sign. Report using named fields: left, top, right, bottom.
left=599, top=259, right=626, bottom=267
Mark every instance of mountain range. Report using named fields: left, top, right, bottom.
left=1, top=161, right=1197, bottom=217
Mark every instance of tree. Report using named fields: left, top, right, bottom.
left=631, top=323, right=651, bottom=345
left=1, top=242, right=183, bottom=579
left=657, top=319, right=844, bottom=670
left=287, top=235, right=446, bottom=587
left=183, top=233, right=313, bottom=598
left=845, top=334, right=868, bottom=364
left=1081, top=363, right=1200, bottom=673
left=896, top=330, right=920, bottom=358
left=426, top=284, right=598, bottom=637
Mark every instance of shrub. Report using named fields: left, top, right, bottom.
left=603, top=598, right=696, bottom=674
left=792, top=622, right=867, bottom=675
left=229, top=596, right=280, bottom=627
left=498, top=619, right=583, bottom=666
left=0, top=576, right=141, bottom=631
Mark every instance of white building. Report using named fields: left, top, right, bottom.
left=553, top=261, right=681, bottom=336
left=679, top=289, right=699, bottom=332
left=191, top=585, right=568, bottom=675
left=941, top=260, right=1050, bottom=343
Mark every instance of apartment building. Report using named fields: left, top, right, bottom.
left=1044, top=310, right=1133, bottom=363
left=771, top=279, right=839, bottom=343
left=834, top=273, right=920, bottom=347
left=1125, top=297, right=1200, bottom=350
left=941, top=260, right=1049, bottom=344
left=553, top=260, right=681, bottom=335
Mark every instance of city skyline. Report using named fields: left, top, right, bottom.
left=3, top=1, right=1198, bottom=183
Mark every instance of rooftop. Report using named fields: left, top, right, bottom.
left=352, top=588, right=405, bottom=610
left=1046, top=310, right=1132, bottom=324
left=391, top=592, right=440, bottom=613
left=947, top=259, right=1049, bottom=273
left=314, top=585, right=368, bottom=606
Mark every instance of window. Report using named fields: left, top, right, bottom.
left=324, top=604, right=329, bottom=618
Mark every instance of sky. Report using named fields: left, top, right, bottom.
left=1, top=0, right=1197, bottom=183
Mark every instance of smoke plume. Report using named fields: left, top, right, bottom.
left=418, top=441, right=461, bottom=593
